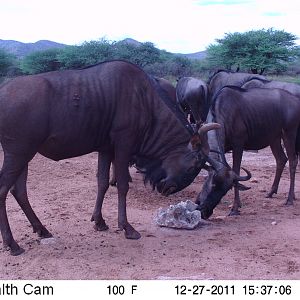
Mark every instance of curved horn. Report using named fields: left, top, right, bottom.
left=236, top=167, right=251, bottom=181
left=198, top=123, right=221, bottom=137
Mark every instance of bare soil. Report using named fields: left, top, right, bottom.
left=0, top=148, right=299, bottom=280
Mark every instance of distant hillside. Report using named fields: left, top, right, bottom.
left=0, top=39, right=67, bottom=58
left=177, top=51, right=207, bottom=60
left=120, top=38, right=206, bottom=60
left=0, top=38, right=206, bottom=60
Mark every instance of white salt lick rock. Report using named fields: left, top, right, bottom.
left=154, top=200, right=202, bottom=229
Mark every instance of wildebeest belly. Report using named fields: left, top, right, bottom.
left=243, top=126, right=282, bottom=150
left=38, top=133, right=108, bottom=161
left=38, top=113, right=112, bottom=161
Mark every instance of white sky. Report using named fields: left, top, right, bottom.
left=1, top=0, right=300, bottom=53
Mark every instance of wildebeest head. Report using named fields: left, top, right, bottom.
left=196, top=163, right=251, bottom=219
left=136, top=123, right=221, bottom=196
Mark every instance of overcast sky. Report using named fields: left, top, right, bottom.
left=1, top=0, right=299, bottom=53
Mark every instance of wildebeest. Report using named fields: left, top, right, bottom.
left=0, top=60, right=220, bottom=255
left=197, top=86, right=300, bottom=219
left=208, top=70, right=266, bottom=99
left=176, top=77, right=210, bottom=123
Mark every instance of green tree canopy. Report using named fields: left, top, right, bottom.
left=21, top=48, right=62, bottom=74
left=58, top=39, right=115, bottom=69
left=0, top=48, right=16, bottom=77
left=206, top=28, right=300, bottom=74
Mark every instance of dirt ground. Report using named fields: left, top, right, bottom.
left=0, top=147, right=299, bottom=280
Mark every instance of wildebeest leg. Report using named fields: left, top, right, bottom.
left=229, top=148, right=243, bottom=216
left=114, top=143, right=141, bottom=240
left=282, top=133, right=298, bottom=205
left=109, top=161, right=132, bottom=186
left=0, top=152, right=34, bottom=255
left=91, top=152, right=111, bottom=231
left=267, top=139, right=288, bottom=198
left=10, top=165, right=52, bottom=238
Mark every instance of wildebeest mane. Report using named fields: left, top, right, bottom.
left=134, top=156, right=166, bottom=190
left=149, top=75, right=195, bottom=135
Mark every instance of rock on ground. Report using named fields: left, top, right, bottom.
left=154, top=200, right=202, bottom=229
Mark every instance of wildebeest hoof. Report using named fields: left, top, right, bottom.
left=35, top=227, right=53, bottom=238
left=125, top=230, right=141, bottom=240
left=228, top=209, right=240, bottom=216
left=11, top=247, right=25, bottom=256
left=266, top=191, right=276, bottom=198
left=124, top=225, right=141, bottom=240
left=285, top=200, right=294, bottom=206
left=8, top=245, right=25, bottom=256
left=93, top=222, right=109, bottom=231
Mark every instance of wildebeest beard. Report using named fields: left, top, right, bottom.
left=134, top=157, right=166, bottom=191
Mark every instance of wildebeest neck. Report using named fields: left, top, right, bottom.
left=150, top=76, right=195, bottom=136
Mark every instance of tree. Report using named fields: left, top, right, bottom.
left=206, top=28, right=299, bottom=74
left=114, top=41, right=162, bottom=68
left=58, top=39, right=115, bottom=69
left=21, top=48, right=62, bottom=74
left=0, top=48, right=16, bottom=77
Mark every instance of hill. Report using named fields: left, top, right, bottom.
left=0, top=38, right=206, bottom=60
left=177, top=51, right=207, bottom=60
left=0, top=39, right=67, bottom=58
left=120, top=38, right=206, bottom=60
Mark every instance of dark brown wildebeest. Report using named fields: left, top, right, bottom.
left=0, top=60, right=219, bottom=255
left=196, top=86, right=300, bottom=219
left=176, top=77, right=209, bottom=124
left=242, top=78, right=300, bottom=198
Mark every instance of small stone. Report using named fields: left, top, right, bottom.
left=250, top=178, right=258, bottom=183
left=40, top=237, right=57, bottom=245
left=215, top=215, right=227, bottom=220
left=271, top=221, right=277, bottom=226
left=154, top=200, right=202, bottom=229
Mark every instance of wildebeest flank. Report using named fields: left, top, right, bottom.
left=0, top=60, right=219, bottom=255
